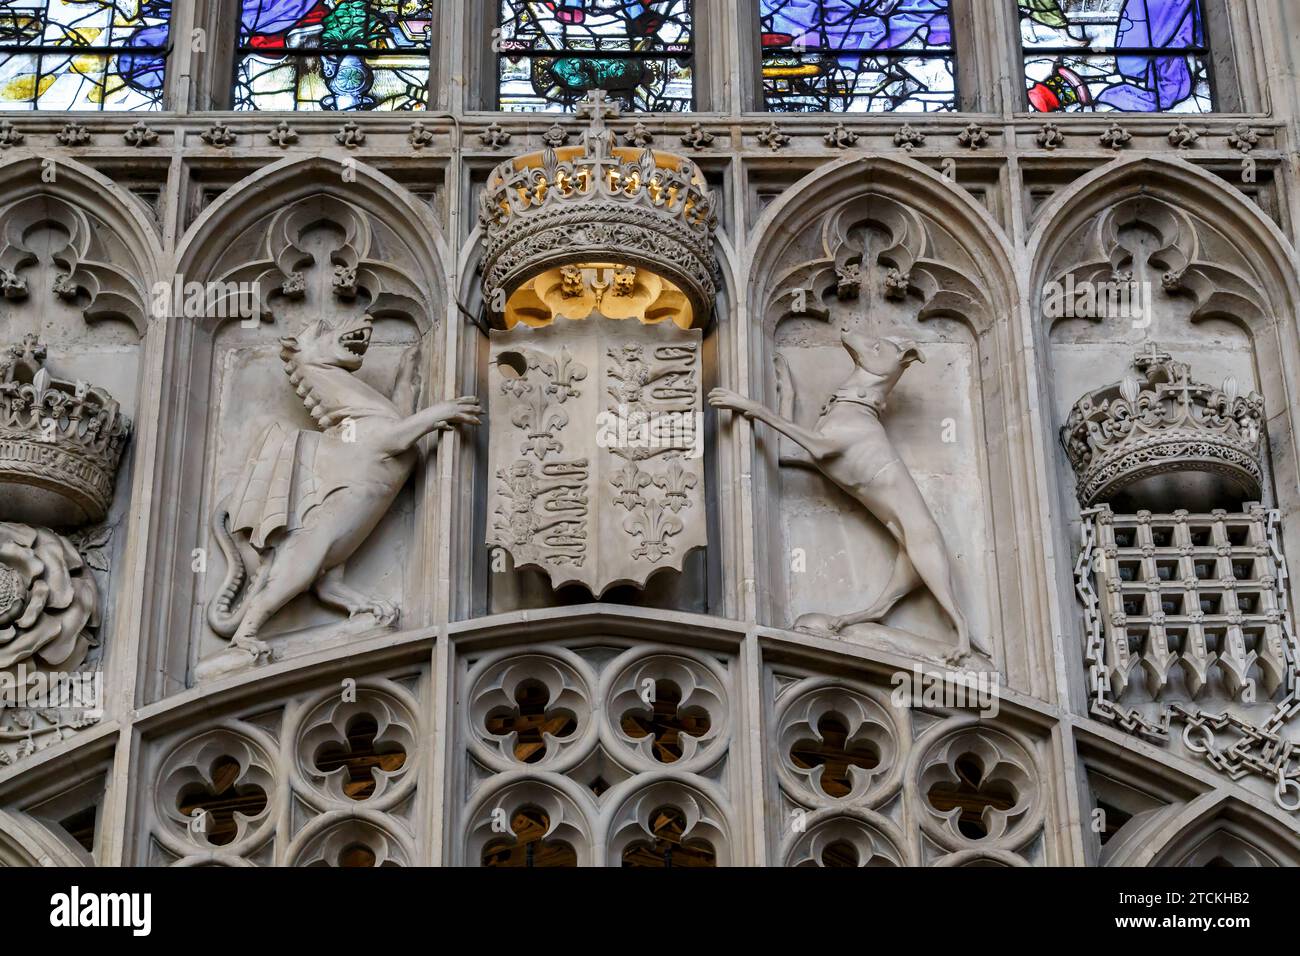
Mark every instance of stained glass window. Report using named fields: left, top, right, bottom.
left=0, top=0, right=171, bottom=110
left=497, top=0, right=694, bottom=113
left=1021, top=0, right=1212, bottom=112
left=759, top=0, right=956, bottom=112
left=233, top=1, right=432, bottom=111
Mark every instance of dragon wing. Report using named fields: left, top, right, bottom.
left=228, top=422, right=318, bottom=549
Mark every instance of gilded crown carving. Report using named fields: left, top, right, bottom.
left=478, top=91, right=719, bottom=327
left=1061, top=345, right=1264, bottom=508
left=0, top=334, right=131, bottom=526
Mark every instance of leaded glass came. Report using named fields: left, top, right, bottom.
left=497, top=0, right=694, bottom=112
left=760, top=0, right=957, bottom=112
left=1021, top=0, right=1212, bottom=112
left=234, top=0, right=432, bottom=111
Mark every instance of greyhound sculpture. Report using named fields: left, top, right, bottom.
left=709, top=332, right=986, bottom=664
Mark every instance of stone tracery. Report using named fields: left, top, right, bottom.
left=0, top=4, right=1297, bottom=869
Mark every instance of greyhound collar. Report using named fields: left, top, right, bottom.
left=824, top=388, right=886, bottom=415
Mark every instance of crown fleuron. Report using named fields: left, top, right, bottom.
left=478, top=92, right=719, bottom=328
left=1061, top=345, right=1264, bottom=508
left=0, top=335, right=131, bottom=526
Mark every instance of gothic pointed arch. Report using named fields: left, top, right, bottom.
left=739, top=155, right=1039, bottom=688
left=139, top=157, right=455, bottom=703
left=1036, top=156, right=1300, bottom=821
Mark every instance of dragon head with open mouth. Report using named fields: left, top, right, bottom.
left=280, top=315, right=374, bottom=372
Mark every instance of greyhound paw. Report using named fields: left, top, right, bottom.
left=793, top=612, right=839, bottom=637
left=353, top=600, right=399, bottom=628
left=707, top=388, right=753, bottom=416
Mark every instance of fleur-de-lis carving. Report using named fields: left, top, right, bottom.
left=514, top=397, right=568, bottom=460
left=625, top=498, right=684, bottom=562
left=611, top=459, right=652, bottom=510
left=543, top=346, right=587, bottom=403
left=653, top=458, right=698, bottom=513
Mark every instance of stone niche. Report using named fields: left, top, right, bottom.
left=476, top=100, right=720, bottom=616
left=1043, top=190, right=1300, bottom=813
left=0, top=183, right=154, bottom=764
left=747, top=180, right=1014, bottom=668
left=145, top=183, right=444, bottom=694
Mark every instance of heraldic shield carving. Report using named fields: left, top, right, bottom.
left=487, top=316, right=705, bottom=593
left=479, top=93, right=718, bottom=594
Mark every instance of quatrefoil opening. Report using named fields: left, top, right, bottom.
left=484, top=678, right=579, bottom=764
left=619, top=679, right=712, bottom=764
left=175, top=754, right=269, bottom=847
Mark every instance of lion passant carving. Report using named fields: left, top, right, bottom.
left=200, top=314, right=480, bottom=680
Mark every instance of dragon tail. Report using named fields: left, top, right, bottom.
left=205, top=496, right=250, bottom=638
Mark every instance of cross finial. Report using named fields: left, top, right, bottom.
left=1134, top=341, right=1171, bottom=371
left=576, top=90, right=620, bottom=134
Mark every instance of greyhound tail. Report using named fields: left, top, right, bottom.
left=774, top=352, right=796, bottom=421
left=205, top=496, right=251, bottom=638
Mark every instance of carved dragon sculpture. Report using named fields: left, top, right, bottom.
left=203, top=315, right=480, bottom=677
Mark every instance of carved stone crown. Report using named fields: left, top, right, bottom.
left=479, top=94, right=719, bottom=326
left=1061, top=345, right=1264, bottom=508
left=0, top=335, right=131, bottom=526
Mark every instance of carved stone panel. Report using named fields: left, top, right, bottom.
left=488, top=320, right=705, bottom=593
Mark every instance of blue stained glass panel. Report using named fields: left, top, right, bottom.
left=760, top=0, right=957, bottom=112
left=1020, top=0, right=1212, bottom=112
